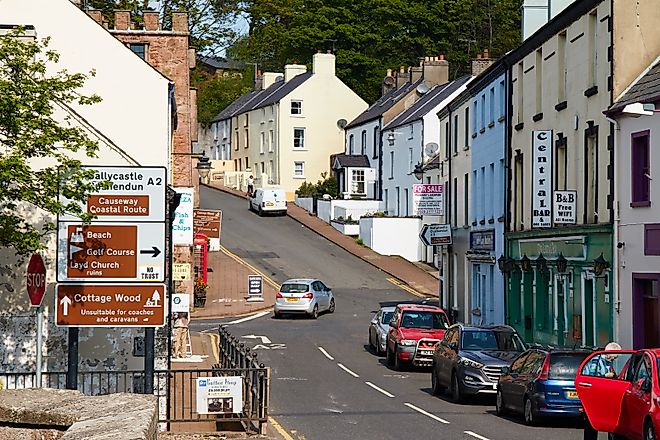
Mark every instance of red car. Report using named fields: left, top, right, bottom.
left=575, top=348, right=659, bottom=440
left=386, top=304, right=450, bottom=370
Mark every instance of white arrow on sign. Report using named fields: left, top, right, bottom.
left=242, top=334, right=271, bottom=344
left=60, top=295, right=72, bottom=316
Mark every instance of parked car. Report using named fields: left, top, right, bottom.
left=274, top=278, right=335, bottom=319
left=431, top=324, right=526, bottom=402
left=249, top=188, right=287, bottom=216
left=368, top=306, right=395, bottom=355
left=575, top=348, right=657, bottom=440
left=496, top=346, right=593, bottom=425
left=386, top=304, right=450, bottom=370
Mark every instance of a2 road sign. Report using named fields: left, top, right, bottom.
left=56, top=284, right=166, bottom=327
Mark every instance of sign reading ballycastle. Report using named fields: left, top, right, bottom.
left=56, top=284, right=166, bottom=327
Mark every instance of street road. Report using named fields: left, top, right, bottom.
left=197, top=186, right=605, bottom=440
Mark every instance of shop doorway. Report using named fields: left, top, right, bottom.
left=632, top=274, right=660, bottom=349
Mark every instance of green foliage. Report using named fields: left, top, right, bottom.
left=355, top=237, right=364, bottom=246
left=231, top=0, right=522, bottom=103
left=0, top=29, right=108, bottom=256
left=192, top=66, right=253, bottom=127
left=295, top=176, right=338, bottom=197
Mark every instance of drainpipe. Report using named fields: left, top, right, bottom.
left=604, top=114, right=620, bottom=345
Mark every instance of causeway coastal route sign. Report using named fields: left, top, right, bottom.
left=56, top=284, right=166, bottom=327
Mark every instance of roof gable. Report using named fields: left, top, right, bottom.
left=345, top=79, right=422, bottom=129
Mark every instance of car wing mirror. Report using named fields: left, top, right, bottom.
left=638, top=378, right=651, bottom=391
left=389, top=319, right=397, bottom=328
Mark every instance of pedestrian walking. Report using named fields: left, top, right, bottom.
left=246, top=175, right=255, bottom=197
left=173, top=312, right=189, bottom=359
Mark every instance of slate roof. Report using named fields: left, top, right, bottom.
left=332, top=154, right=371, bottom=169
left=608, top=59, right=660, bottom=115
left=198, top=56, right=243, bottom=71
left=345, top=79, right=422, bottom=129
left=385, top=75, right=472, bottom=130
left=211, top=90, right=260, bottom=123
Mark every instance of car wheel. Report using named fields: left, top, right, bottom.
left=645, top=423, right=657, bottom=440
left=328, top=298, right=335, bottom=313
left=451, top=371, right=462, bottom=403
left=273, top=311, right=281, bottom=319
left=258, top=206, right=263, bottom=216
left=431, top=368, right=445, bottom=396
left=524, top=397, right=537, bottom=426
left=310, top=304, right=319, bottom=319
left=393, top=344, right=404, bottom=371
left=386, top=341, right=394, bottom=366
left=495, top=388, right=507, bottom=416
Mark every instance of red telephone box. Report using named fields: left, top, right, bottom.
left=194, top=233, right=209, bottom=284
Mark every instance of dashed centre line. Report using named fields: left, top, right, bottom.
left=337, top=363, right=360, bottom=378
left=404, top=402, right=450, bottom=424
left=365, top=381, right=395, bottom=398
left=317, top=346, right=334, bottom=361
left=464, top=431, right=490, bottom=440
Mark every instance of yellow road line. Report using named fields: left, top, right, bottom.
left=220, top=245, right=281, bottom=289
left=386, top=277, right=432, bottom=299
left=268, top=416, right=295, bottom=440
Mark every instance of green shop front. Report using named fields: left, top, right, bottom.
left=502, top=225, right=613, bottom=347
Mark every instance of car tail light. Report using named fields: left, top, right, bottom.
left=276, top=292, right=283, bottom=298
left=302, top=292, right=313, bottom=299
left=537, top=355, right=551, bottom=381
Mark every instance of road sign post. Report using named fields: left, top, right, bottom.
left=27, top=254, right=47, bottom=386
left=419, top=224, right=453, bottom=246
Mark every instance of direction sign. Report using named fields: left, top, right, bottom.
left=193, top=209, right=222, bottom=239
left=59, top=166, right=166, bottom=222
left=26, top=254, right=47, bottom=307
left=56, top=222, right=165, bottom=282
left=419, top=224, right=452, bottom=246
left=56, top=284, right=166, bottom=327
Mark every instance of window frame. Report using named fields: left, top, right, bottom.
left=631, top=130, right=651, bottom=207
left=293, top=127, right=306, bottom=150
left=293, top=161, right=305, bottom=178
left=128, top=43, right=147, bottom=60
left=290, top=100, right=303, bottom=116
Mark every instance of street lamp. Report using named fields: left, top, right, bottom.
left=520, top=254, right=532, bottom=272
left=413, top=163, right=424, bottom=181
left=195, top=153, right=212, bottom=180
left=593, top=253, right=610, bottom=276
left=387, top=132, right=396, bottom=146
left=555, top=252, right=568, bottom=274
left=536, top=253, right=548, bottom=272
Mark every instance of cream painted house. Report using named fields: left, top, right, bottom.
left=222, top=53, right=367, bottom=200
left=0, top=0, right=172, bottom=375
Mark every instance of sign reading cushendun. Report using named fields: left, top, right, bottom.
left=532, top=130, right=553, bottom=228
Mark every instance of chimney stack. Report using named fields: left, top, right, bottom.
left=471, top=48, right=494, bottom=77
left=262, top=72, right=283, bottom=89
left=87, top=10, right=102, bottom=25
left=285, top=63, right=307, bottom=82
left=382, top=68, right=396, bottom=96
left=312, top=52, right=335, bottom=76
left=114, top=11, right=130, bottom=30
left=171, top=12, right=188, bottom=33
left=422, top=54, right=449, bottom=87
left=396, top=66, right=410, bottom=88
left=143, top=11, right=160, bottom=31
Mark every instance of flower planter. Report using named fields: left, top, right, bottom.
left=194, top=294, right=206, bottom=308
left=331, top=221, right=360, bottom=236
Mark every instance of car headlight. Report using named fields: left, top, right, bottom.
left=458, top=357, right=484, bottom=369
left=400, top=339, right=417, bottom=346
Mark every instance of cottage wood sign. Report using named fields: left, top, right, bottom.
left=532, top=130, right=553, bottom=228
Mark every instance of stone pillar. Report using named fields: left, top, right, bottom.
left=143, top=11, right=159, bottom=31
left=172, top=12, right=188, bottom=33
left=87, top=10, right=102, bottom=25
left=114, top=11, right=130, bottom=31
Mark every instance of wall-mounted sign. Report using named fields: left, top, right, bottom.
left=532, top=130, right=553, bottom=228
left=196, top=376, right=243, bottom=415
left=413, top=184, right=444, bottom=216
left=193, top=209, right=222, bottom=239
left=553, top=191, right=577, bottom=224
left=173, top=263, right=191, bottom=281
left=419, top=224, right=452, bottom=246
left=172, top=293, right=190, bottom=313
left=470, top=230, right=495, bottom=251
left=173, top=187, right=194, bottom=245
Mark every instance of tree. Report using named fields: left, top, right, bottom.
left=0, top=29, right=108, bottom=256
left=191, top=65, right=254, bottom=126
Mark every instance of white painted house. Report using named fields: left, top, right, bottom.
left=0, top=0, right=172, bottom=375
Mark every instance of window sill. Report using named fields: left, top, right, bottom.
left=515, top=122, right=524, bottom=131
left=532, top=112, right=544, bottom=122
left=498, top=215, right=505, bottom=223
left=290, top=114, right=304, bottom=118
left=631, top=201, right=651, bottom=208
left=584, top=86, right=598, bottom=98
left=479, top=219, right=486, bottom=225
left=480, top=128, right=486, bottom=134
left=293, top=176, right=306, bottom=179
left=453, top=152, right=459, bottom=157
left=555, top=101, right=568, bottom=111
left=488, top=218, right=495, bottom=224
left=463, top=146, right=470, bottom=151
left=463, top=225, right=470, bottom=230
left=488, top=121, right=495, bottom=128
left=293, top=148, right=308, bottom=151
left=472, top=221, right=478, bottom=226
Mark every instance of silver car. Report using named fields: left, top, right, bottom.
left=368, top=306, right=395, bottom=355
left=274, top=278, right=335, bottom=319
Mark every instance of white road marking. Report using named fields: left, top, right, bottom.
left=225, top=310, right=271, bottom=325
left=365, top=381, right=395, bottom=398
left=337, top=363, right=360, bottom=378
left=404, top=403, right=450, bottom=424
left=464, top=431, right=490, bottom=440
left=242, top=334, right=272, bottom=344
left=317, top=346, right=334, bottom=361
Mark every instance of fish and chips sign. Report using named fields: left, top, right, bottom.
left=413, top=184, right=444, bottom=216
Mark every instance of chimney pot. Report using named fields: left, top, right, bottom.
left=87, top=10, right=102, bottom=25
left=387, top=68, right=392, bottom=76
left=400, top=66, right=405, bottom=74
left=327, top=49, right=332, bottom=54
left=114, top=11, right=131, bottom=30
left=483, top=48, right=489, bottom=58
left=477, top=53, right=482, bottom=59
left=439, top=53, right=445, bottom=61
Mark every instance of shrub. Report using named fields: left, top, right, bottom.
left=355, top=237, right=364, bottom=246
left=295, top=175, right=338, bottom=197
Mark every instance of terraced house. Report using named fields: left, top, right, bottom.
left=504, top=0, right=660, bottom=346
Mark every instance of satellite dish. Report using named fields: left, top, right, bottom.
left=337, top=119, right=348, bottom=129
left=416, top=83, right=430, bottom=95
left=425, top=142, right=439, bottom=156
left=383, top=76, right=395, bottom=86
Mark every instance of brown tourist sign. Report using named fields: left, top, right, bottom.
left=56, top=284, right=166, bottom=327
left=193, top=209, right=222, bottom=239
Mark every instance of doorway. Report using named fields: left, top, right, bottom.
left=632, top=274, right=660, bottom=349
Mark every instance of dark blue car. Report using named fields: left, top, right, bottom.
left=495, top=346, right=592, bottom=425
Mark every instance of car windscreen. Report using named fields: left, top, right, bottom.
left=280, top=283, right=309, bottom=293
left=549, top=353, right=590, bottom=380
left=381, top=311, right=394, bottom=325
left=400, top=311, right=449, bottom=329
left=461, top=331, right=526, bottom=351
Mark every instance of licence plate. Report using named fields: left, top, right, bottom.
left=266, top=202, right=274, bottom=206
left=419, top=350, right=434, bottom=356
left=286, top=298, right=298, bottom=302
left=566, top=390, right=578, bottom=399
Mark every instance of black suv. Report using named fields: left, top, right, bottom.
left=431, top=324, right=526, bottom=402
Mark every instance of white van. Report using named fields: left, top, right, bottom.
left=249, top=188, right=287, bottom=216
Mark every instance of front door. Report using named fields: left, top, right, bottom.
left=632, top=274, right=660, bottom=349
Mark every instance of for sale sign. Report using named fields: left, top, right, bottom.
left=413, top=184, right=444, bottom=216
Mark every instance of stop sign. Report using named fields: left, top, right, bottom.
left=26, top=254, right=47, bottom=307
